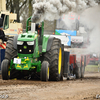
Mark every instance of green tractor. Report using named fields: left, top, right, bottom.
left=1, top=17, right=64, bottom=81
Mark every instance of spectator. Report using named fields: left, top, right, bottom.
left=0, top=26, right=5, bottom=42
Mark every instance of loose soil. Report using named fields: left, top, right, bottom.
left=0, top=72, right=100, bottom=100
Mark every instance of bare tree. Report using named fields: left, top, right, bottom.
left=6, top=0, right=28, bottom=22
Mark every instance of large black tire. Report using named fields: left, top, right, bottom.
left=1, top=59, right=10, bottom=80
left=41, top=61, right=49, bottom=81
left=1, top=59, right=21, bottom=80
left=61, top=44, right=64, bottom=81
left=4, top=37, right=21, bottom=79
left=5, top=37, right=17, bottom=61
left=44, top=38, right=62, bottom=81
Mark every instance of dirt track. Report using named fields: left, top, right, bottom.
left=0, top=73, right=100, bottom=100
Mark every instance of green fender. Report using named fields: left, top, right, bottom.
left=42, top=36, right=55, bottom=52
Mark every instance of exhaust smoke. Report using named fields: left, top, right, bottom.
left=80, top=5, right=100, bottom=54
left=31, top=0, right=100, bottom=55
left=32, top=0, right=98, bottom=23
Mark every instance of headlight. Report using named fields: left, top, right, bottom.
left=17, top=41, right=23, bottom=45
left=27, top=41, right=34, bottom=45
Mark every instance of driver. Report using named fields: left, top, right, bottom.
left=36, top=24, right=41, bottom=37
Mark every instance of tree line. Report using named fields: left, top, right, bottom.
left=6, top=0, right=34, bottom=28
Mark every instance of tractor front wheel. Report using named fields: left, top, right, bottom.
left=41, top=61, right=49, bottom=81
left=1, top=59, right=10, bottom=80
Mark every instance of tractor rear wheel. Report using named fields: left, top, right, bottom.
left=4, top=37, right=21, bottom=79
left=41, top=61, right=49, bottom=81
left=44, top=38, right=62, bottom=81
left=5, top=37, right=17, bottom=61
left=61, top=44, right=64, bottom=81
left=1, top=59, right=10, bottom=80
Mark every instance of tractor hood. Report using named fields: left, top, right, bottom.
left=18, top=32, right=37, bottom=41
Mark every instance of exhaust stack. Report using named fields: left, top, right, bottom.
left=31, top=23, right=35, bottom=33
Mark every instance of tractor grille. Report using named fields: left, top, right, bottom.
left=17, top=42, right=34, bottom=54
